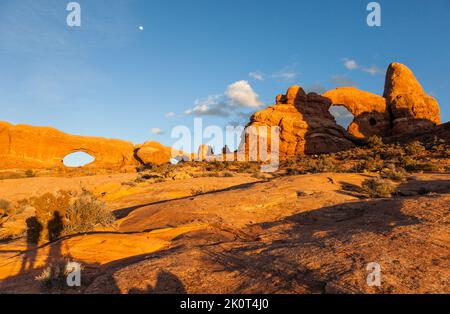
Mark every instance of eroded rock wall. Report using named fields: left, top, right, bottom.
left=0, top=122, right=138, bottom=170
left=242, top=62, right=442, bottom=159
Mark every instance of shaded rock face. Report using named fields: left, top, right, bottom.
left=0, top=122, right=164, bottom=170
left=243, top=62, right=442, bottom=158
left=242, top=86, right=356, bottom=159
left=384, top=62, right=441, bottom=134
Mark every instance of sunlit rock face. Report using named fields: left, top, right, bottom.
left=242, top=62, right=441, bottom=159
left=241, top=86, right=356, bottom=160
left=0, top=122, right=137, bottom=170
left=384, top=62, right=440, bottom=134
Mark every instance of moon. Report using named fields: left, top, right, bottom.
left=138, top=26, right=144, bottom=31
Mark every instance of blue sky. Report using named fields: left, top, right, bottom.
left=1, top=0, right=449, bottom=151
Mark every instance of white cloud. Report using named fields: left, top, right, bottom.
left=165, top=111, right=175, bottom=118
left=362, top=66, right=382, bottom=75
left=343, top=58, right=358, bottom=70
left=249, top=71, right=265, bottom=81
left=185, top=95, right=230, bottom=117
left=185, top=81, right=262, bottom=117
left=225, top=80, right=262, bottom=108
left=150, top=128, right=163, bottom=135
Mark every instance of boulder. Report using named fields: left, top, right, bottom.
left=135, top=141, right=173, bottom=165
left=384, top=62, right=440, bottom=134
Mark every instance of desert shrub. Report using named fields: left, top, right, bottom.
left=251, top=172, right=266, bottom=179
left=0, top=172, right=22, bottom=180
left=413, top=162, right=441, bottom=172
left=222, top=171, right=234, bottom=177
left=190, top=187, right=205, bottom=196
left=205, top=161, right=230, bottom=172
left=354, top=156, right=384, bottom=173
left=398, top=156, right=417, bottom=171
left=380, top=145, right=405, bottom=160
left=235, top=162, right=261, bottom=174
left=286, top=167, right=306, bottom=176
left=64, top=191, right=114, bottom=235
left=362, top=177, right=397, bottom=198
left=367, top=136, right=384, bottom=149
left=28, top=191, right=114, bottom=243
left=380, top=164, right=407, bottom=182
left=35, top=260, right=81, bottom=290
left=0, top=199, right=10, bottom=216
left=32, top=191, right=72, bottom=237
left=136, top=163, right=157, bottom=173
left=121, top=181, right=137, bottom=187
left=25, top=169, right=35, bottom=178
left=35, top=264, right=66, bottom=289
left=404, top=141, right=425, bottom=156
left=315, top=155, right=339, bottom=172
left=134, top=176, right=147, bottom=183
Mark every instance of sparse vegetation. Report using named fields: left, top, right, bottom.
left=25, top=190, right=115, bottom=243
left=368, top=135, right=384, bottom=149
left=25, top=169, right=35, bottom=178
left=64, top=191, right=115, bottom=235
left=380, top=164, right=407, bottom=182
left=190, top=187, right=205, bottom=196
left=362, top=177, right=397, bottom=198
left=405, top=141, right=426, bottom=156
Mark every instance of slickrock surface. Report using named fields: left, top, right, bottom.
left=0, top=173, right=448, bottom=293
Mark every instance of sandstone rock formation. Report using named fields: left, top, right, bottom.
left=384, top=62, right=441, bottom=134
left=135, top=141, right=174, bottom=166
left=0, top=122, right=138, bottom=170
left=322, top=87, right=390, bottom=138
left=242, top=62, right=442, bottom=159
left=242, top=86, right=356, bottom=159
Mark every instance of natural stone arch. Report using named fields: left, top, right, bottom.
left=63, top=151, right=96, bottom=167
left=0, top=122, right=138, bottom=170
left=329, top=105, right=354, bottom=130
left=322, top=87, right=391, bottom=138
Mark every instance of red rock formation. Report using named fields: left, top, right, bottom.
left=384, top=62, right=441, bottom=134
left=135, top=141, right=173, bottom=166
left=242, top=86, right=356, bottom=159
left=243, top=62, right=442, bottom=158
left=322, top=87, right=390, bottom=138
left=0, top=122, right=135, bottom=170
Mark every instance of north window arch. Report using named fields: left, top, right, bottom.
left=63, top=151, right=95, bottom=167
